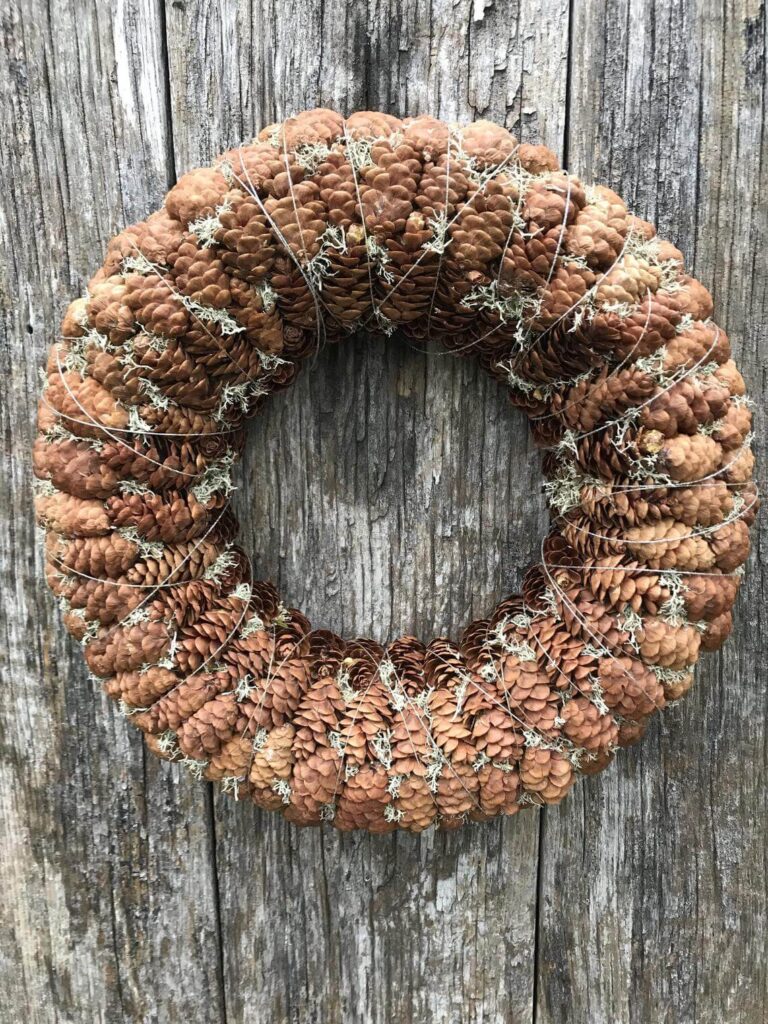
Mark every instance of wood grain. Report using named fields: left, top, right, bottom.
left=0, top=3, right=224, bottom=1022
left=0, top=1, right=765, bottom=1022
left=537, top=4, right=768, bottom=1024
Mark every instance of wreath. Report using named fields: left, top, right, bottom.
left=34, top=109, right=757, bottom=832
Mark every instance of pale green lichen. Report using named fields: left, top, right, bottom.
left=121, top=252, right=155, bottom=276
left=127, top=407, right=153, bottom=434
left=189, top=199, right=232, bottom=249
left=424, top=753, right=445, bottom=793
left=294, top=141, right=332, bottom=174
left=117, top=526, right=165, bottom=561
left=489, top=619, right=537, bottom=661
left=191, top=453, right=236, bottom=504
left=203, top=546, right=239, bottom=583
left=234, top=675, right=255, bottom=702
left=461, top=280, right=540, bottom=325
left=257, top=281, right=278, bottom=313
left=240, top=612, right=265, bottom=639
left=328, top=730, right=347, bottom=757
left=181, top=296, right=244, bottom=336
left=252, top=728, right=268, bottom=752
left=118, top=479, right=153, bottom=496
left=659, top=571, right=689, bottom=625
left=214, top=380, right=269, bottom=423
left=181, top=757, right=209, bottom=780
left=366, top=236, right=395, bottom=285
left=422, top=211, right=452, bottom=255
left=386, top=774, right=404, bottom=798
left=221, top=775, right=242, bottom=799
left=156, top=631, right=178, bottom=670
left=157, top=730, right=179, bottom=756
left=336, top=666, right=357, bottom=704
left=271, top=779, right=292, bottom=805
left=122, top=606, right=152, bottom=628
left=371, top=729, right=393, bottom=769
left=345, top=136, right=375, bottom=171
left=305, top=225, right=347, bottom=292
left=618, top=606, right=644, bottom=651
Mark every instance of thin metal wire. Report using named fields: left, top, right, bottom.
left=38, top=385, right=241, bottom=440
left=45, top=503, right=231, bottom=591
left=555, top=492, right=758, bottom=547
left=539, top=324, right=725, bottom=451
left=356, top=133, right=523, bottom=335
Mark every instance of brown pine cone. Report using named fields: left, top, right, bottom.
left=337, top=682, right=394, bottom=768
left=249, top=724, right=295, bottom=789
left=597, top=655, right=665, bottom=719
left=177, top=693, right=241, bottom=760
left=334, top=766, right=394, bottom=833
left=386, top=635, right=427, bottom=695
left=84, top=617, right=170, bottom=677
left=499, top=655, right=560, bottom=735
left=389, top=707, right=434, bottom=778
left=424, top=637, right=467, bottom=689
left=519, top=747, right=574, bottom=804
left=287, top=746, right=342, bottom=821
left=207, top=734, right=254, bottom=782
left=473, top=764, right=521, bottom=818
left=292, top=676, right=347, bottom=759
left=427, top=687, right=474, bottom=762
left=472, top=709, right=525, bottom=763
left=392, top=774, right=437, bottom=832
left=133, top=670, right=230, bottom=734
left=561, top=696, right=619, bottom=753
left=104, top=666, right=179, bottom=708
left=564, top=185, right=628, bottom=269
left=637, top=617, right=701, bottom=669
left=435, top=760, right=479, bottom=819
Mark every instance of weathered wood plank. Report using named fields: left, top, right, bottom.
left=163, top=0, right=569, bottom=1020
left=2, top=0, right=766, bottom=1021
left=0, top=3, right=224, bottom=1021
left=537, top=2, right=768, bottom=1022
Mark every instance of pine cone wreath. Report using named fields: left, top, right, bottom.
left=35, top=109, right=756, bottom=833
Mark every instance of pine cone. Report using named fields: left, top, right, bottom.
left=474, top=764, right=521, bottom=817
left=597, top=656, right=665, bottom=719
left=499, top=655, right=560, bottom=735
left=472, top=709, right=524, bottom=763
left=249, top=724, right=295, bottom=789
left=392, top=775, right=437, bottom=832
left=519, top=747, right=574, bottom=804
left=561, top=697, right=618, bottom=753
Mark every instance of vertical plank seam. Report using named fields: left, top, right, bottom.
left=533, top=2, right=576, bottom=1018
left=531, top=809, right=546, bottom=1024
left=207, top=785, right=230, bottom=1024
left=155, top=2, right=227, bottom=1019
left=561, top=0, right=575, bottom=171
left=157, top=0, right=179, bottom=181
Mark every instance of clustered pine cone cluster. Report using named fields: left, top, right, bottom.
left=34, top=109, right=757, bottom=832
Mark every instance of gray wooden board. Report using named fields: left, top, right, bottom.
left=0, top=1, right=764, bottom=1021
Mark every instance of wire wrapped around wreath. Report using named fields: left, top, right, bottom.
left=33, top=108, right=758, bottom=832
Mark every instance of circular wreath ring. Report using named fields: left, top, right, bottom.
left=34, top=108, right=757, bottom=833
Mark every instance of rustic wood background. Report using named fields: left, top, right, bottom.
left=1, top=1, right=766, bottom=1021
